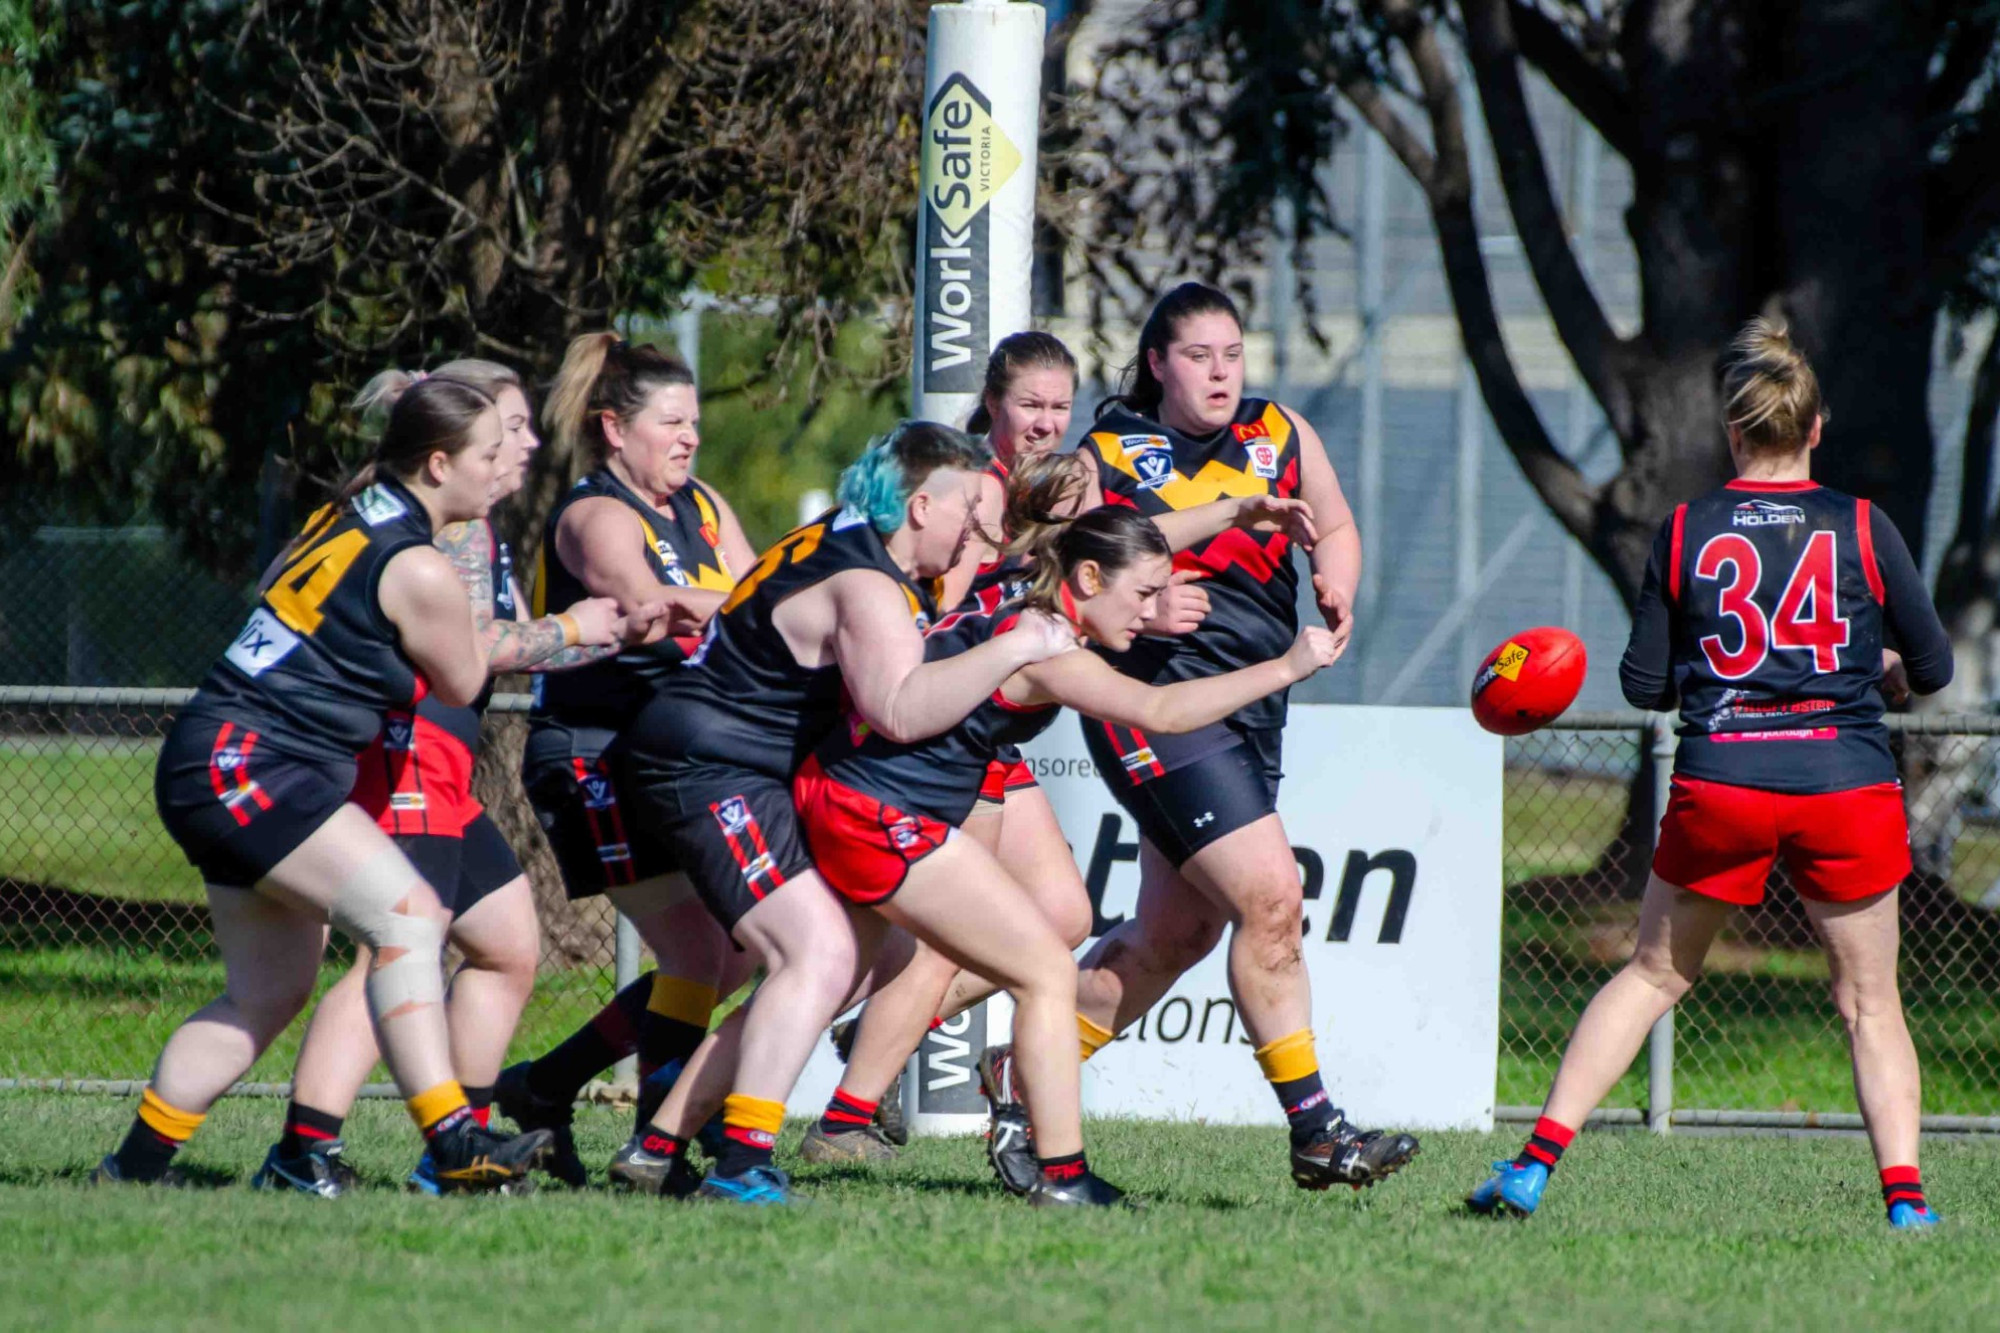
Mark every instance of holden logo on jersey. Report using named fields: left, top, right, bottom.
left=580, top=774, right=617, bottom=810
left=714, top=796, right=753, bottom=837
left=1245, top=441, right=1280, bottom=480
left=1732, top=498, right=1807, bottom=527
left=1472, top=641, right=1529, bottom=696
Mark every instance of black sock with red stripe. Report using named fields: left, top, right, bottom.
left=464, top=1084, right=495, bottom=1128
left=1036, top=1151, right=1089, bottom=1184
left=642, top=1131, right=689, bottom=1163
left=278, top=1102, right=345, bottom=1159
left=819, top=1088, right=877, bottom=1137
left=526, top=971, right=653, bottom=1103
left=1881, top=1165, right=1928, bottom=1217
left=1516, top=1116, right=1575, bottom=1173
left=1275, top=1073, right=1339, bottom=1146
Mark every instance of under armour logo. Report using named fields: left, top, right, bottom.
left=1192, top=811, right=1216, bottom=827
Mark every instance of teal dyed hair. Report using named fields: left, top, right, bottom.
left=835, top=420, right=991, bottom=534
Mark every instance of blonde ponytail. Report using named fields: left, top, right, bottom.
left=1721, top=316, right=1827, bottom=453
left=544, top=332, right=621, bottom=459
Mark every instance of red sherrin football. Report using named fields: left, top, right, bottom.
left=1470, top=626, right=1588, bottom=736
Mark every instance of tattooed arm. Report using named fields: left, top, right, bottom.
left=434, top=519, right=626, bottom=674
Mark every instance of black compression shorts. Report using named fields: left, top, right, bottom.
left=398, top=815, right=523, bottom=919
left=522, top=723, right=679, bottom=899
left=1081, top=718, right=1284, bottom=867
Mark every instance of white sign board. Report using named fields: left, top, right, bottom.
left=788, top=704, right=1503, bottom=1132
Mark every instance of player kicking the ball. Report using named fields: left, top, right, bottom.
left=1469, top=318, right=1952, bottom=1228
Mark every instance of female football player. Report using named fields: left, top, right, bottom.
left=607, top=422, right=1073, bottom=1204
left=104, top=378, right=550, bottom=1191
left=1034, top=281, right=1419, bottom=1192
left=254, top=360, right=653, bottom=1196
left=1469, top=318, right=1952, bottom=1228
left=789, top=455, right=1344, bottom=1203
left=494, top=333, right=762, bottom=1185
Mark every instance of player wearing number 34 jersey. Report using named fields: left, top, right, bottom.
left=1471, top=318, right=1951, bottom=1230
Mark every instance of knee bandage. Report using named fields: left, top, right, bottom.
left=329, top=848, right=446, bottom=1015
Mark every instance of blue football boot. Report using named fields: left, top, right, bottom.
left=1466, top=1159, right=1549, bottom=1216
left=696, top=1163, right=795, bottom=1206
left=1888, top=1201, right=1940, bottom=1230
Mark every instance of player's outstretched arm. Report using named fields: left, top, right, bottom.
left=1017, top=626, right=1338, bottom=733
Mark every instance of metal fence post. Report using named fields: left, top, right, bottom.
left=1647, top=714, right=1675, bottom=1134
left=613, top=916, right=640, bottom=1086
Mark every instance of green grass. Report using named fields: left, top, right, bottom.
left=2, top=1092, right=1997, bottom=1331
left=0, top=741, right=196, bottom=902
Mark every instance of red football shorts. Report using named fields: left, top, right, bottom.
left=350, top=712, right=483, bottom=838
left=1652, top=775, right=1911, bottom=906
left=974, top=757, right=1038, bottom=806
left=793, top=756, right=954, bottom=906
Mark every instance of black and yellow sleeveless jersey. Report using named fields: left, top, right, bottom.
left=623, top=507, right=939, bottom=782
left=192, top=477, right=435, bottom=762
left=414, top=518, right=513, bottom=752
left=814, top=583, right=1057, bottom=827
left=530, top=467, right=735, bottom=728
left=1085, top=397, right=1302, bottom=732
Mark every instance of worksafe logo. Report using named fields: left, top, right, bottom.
left=920, top=72, right=1022, bottom=393
left=923, top=73, right=1022, bottom=234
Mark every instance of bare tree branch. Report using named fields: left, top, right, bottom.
left=1370, top=0, right=1599, bottom=542
left=1462, top=0, right=1632, bottom=437
left=1506, top=0, right=1638, bottom=159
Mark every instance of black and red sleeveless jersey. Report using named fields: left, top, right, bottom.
left=531, top=467, right=734, bottom=728
left=623, top=507, right=940, bottom=781
left=1085, top=398, right=1301, bottom=732
left=412, top=519, right=513, bottom=753
left=1620, top=479, right=1952, bottom=794
left=191, top=477, right=435, bottom=763
left=815, top=586, right=1057, bottom=827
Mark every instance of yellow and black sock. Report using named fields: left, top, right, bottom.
left=278, top=1100, right=344, bottom=1158
left=638, top=976, right=718, bottom=1081
left=114, top=1088, right=205, bottom=1181
left=408, top=1079, right=472, bottom=1141
left=1078, top=1014, right=1114, bottom=1063
left=716, top=1093, right=785, bottom=1177
left=1255, top=1029, right=1337, bottom=1146
left=524, top=970, right=653, bottom=1102
left=1882, top=1165, right=1928, bottom=1218
left=819, top=1087, right=877, bottom=1136
left=1516, top=1116, right=1574, bottom=1173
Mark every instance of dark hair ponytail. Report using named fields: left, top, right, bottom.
left=1003, top=453, right=1170, bottom=614
left=965, top=331, right=1080, bottom=435
left=1096, top=281, right=1243, bottom=421
left=337, top=378, right=496, bottom=501
left=544, top=331, right=696, bottom=463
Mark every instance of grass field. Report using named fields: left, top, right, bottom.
left=11, top=751, right=2000, bottom=1114
left=2, top=1092, right=1997, bottom=1332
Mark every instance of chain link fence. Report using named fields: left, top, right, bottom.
left=7, top=688, right=2000, bottom=1127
